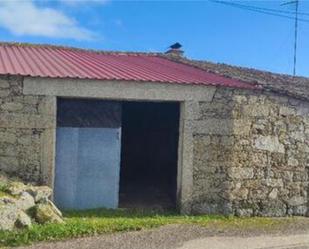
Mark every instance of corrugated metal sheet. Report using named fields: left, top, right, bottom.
left=0, top=44, right=258, bottom=89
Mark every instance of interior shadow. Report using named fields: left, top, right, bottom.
left=119, top=101, right=180, bottom=210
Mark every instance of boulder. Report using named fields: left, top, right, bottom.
left=47, top=200, right=63, bottom=217
left=0, top=204, right=18, bottom=230
left=7, top=182, right=27, bottom=196
left=27, top=186, right=52, bottom=203
left=0, top=196, right=16, bottom=205
left=16, top=192, right=35, bottom=211
left=0, top=172, right=64, bottom=230
left=34, top=201, right=63, bottom=224
left=15, top=211, right=32, bottom=228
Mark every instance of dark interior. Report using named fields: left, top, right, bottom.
left=119, top=101, right=180, bottom=209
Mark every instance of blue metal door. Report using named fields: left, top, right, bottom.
left=54, top=100, right=121, bottom=210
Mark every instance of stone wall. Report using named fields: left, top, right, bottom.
left=0, top=76, right=54, bottom=183
left=1, top=74, right=308, bottom=216
left=192, top=88, right=309, bottom=216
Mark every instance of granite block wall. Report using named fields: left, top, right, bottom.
left=192, top=88, right=309, bottom=216
left=0, top=76, right=54, bottom=183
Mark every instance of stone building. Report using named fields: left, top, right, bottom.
left=0, top=42, right=308, bottom=216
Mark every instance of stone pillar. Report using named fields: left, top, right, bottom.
left=177, top=101, right=199, bottom=214
left=39, top=96, right=57, bottom=187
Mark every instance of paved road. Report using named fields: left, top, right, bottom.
left=178, top=234, right=309, bottom=249
left=18, top=225, right=309, bottom=249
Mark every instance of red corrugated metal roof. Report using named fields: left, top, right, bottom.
left=0, top=43, right=258, bottom=89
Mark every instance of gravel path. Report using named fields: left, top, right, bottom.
left=178, top=234, right=309, bottom=249
left=17, top=219, right=309, bottom=249
left=18, top=225, right=209, bottom=249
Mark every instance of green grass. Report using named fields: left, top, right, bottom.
left=0, top=208, right=299, bottom=247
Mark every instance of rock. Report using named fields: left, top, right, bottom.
left=0, top=195, right=16, bottom=205
left=288, top=196, right=306, bottom=206
left=7, top=182, right=27, bottom=196
left=230, top=188, right=249, bottom=201
left=0, top=132, right=17, bottom=144
left=16, top=192, right=35, bottom=211
left=0, top=79, right=10, bottom=89
left=0, top=157, right=19, bottom=173
left=254, top=136, right=285, bottom=153
left=228, top=167, right=254, bottom=179
left=259, top=200, right=287, bottom=217
left=262, top=179, right=284, bottom=188
left=290, top=131, right=305, bottom=142
left=288, top=157, right=299, bottom=166
left=34, top=201, right=63, bottom=224
left=235, top=208, right=253, bottom=217
left=1, top=102, right=23, bottom=112
left=0, top=173, right=63, bottom=230
left=0, top=204, right=18, bottom=230
left=292, top=205, right=307, bottom=216
left=192, top=201, right=232, bottom=215
left=0, top=89, right=10, bottom=98
left=27, top=186, right=52, bottom=203
left=279, top=106, right=295, bottom=116
left=47, top=200, right=62, bottom=217
left=268, top=188, right=278, bottom=199
left=15, top=211, right=32, bottom=228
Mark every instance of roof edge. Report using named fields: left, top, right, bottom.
left=0, top=41, right=163, bottom=57
left=162, top=54, right=309, bottom=101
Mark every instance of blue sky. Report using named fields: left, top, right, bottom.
left=0, top=0, right=308, bottom=77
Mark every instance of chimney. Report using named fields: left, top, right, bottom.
left=165, top=42, right=184, bottom=57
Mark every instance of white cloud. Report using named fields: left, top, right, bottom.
left=0, top=0, right=97, bottom=40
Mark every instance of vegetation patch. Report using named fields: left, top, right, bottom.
left=0, top=208, right=302, bottom=247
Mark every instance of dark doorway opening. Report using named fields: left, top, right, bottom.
left=119, top=101, right=180, bottom=210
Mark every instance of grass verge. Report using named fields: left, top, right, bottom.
left=0, top=208, right=300, bottom=247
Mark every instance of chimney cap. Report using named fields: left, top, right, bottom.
left=169, top=42, right=182, bottom=49
left=165, top=42, right=184, bottom=57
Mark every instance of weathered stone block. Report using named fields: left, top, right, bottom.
left=195, top=119, right=232, bottom=135
left=1, top=102, right=24, bottom=112
left=0, top=132, right=16, bottom=144
left=254, top=136, right=285, bottom=153
left=291, top=205, right=307, bottom=216
left=290, top=131, right=305, bottom=142
left=242, top=104, right=270, bottom=117
left=0, top=79, right=10, bottom=89
left=0, top=144, right=17, bottom=156
left=233, top=119, right=251, bottom=135
left=279, top=106, right=296, bottom=116
left=262, top=178, right=284, bottom=188
left=235, top=208, right=253, bottom=217
left=192, top=200, right=233, bottom=215
left=268, top=188, right=278, bottom=199
left=0, top=157, right=19, bottom=173
left=288, top=196, right=306, bottom=206
left=0, top=89, right=10, bottom=98
left=259, top=200, right=287, bottom=217
left=0, top=113, right=54, bottom=129
left=228, top=167, right=254, bottom=180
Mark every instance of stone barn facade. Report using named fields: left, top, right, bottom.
left=0, top=43, right=308, bottom=216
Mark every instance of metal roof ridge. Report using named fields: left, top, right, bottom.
left=0, top=41, right=163, bottom=57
